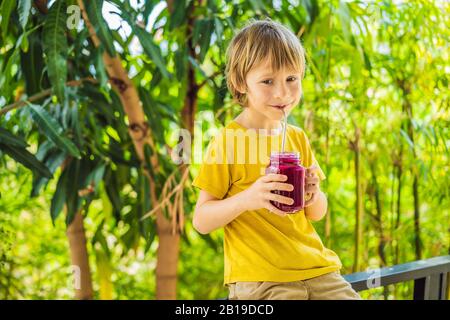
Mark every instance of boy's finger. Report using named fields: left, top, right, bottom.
left=304, top=192, right=317, bottom=207
left=268, top=193, right=294, bottom=206
left=263, top=173, right=288, bottom=182
left=267, top=182, right=294, bottom=192
left=306, top=164, right=319, bottom=174
left=306, top=165, right=319, bottom=177
left=305, top=176, right=320, bottom=183
left=305, top=185, right=319, bottom=193
left=266, top=203, right=287, bottom=217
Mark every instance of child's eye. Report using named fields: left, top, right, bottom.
left=261, top=77, right=297, bottom=85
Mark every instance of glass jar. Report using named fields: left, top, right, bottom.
left=265, top=151, right=305, bottom=213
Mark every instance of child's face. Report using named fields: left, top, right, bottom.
left=244, top=59, right=302, bottom=121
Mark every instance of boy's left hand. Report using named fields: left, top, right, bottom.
left=304, top=165, right=320, bottom=207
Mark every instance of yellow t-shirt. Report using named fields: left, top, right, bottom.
left=192, top=120, right=342, bottom=284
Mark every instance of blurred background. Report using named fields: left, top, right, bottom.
left=0, top=0, right=448, bottom=300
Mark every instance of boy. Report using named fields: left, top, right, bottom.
left=192, top=19, right=361, bottom=300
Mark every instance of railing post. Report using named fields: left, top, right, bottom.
left=414, top=273, right=448, bottom=300
left=440, top=272, right=448, bottom=300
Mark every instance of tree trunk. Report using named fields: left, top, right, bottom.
left=78, top=0, right=180, bottom=299
left=181, top=50, right=198, bottom=134
left=412, top=175, right=421, bottom=260
left=155, top=0, right=201, bottom=300
left=399, top=80, right=422, bottom=260
left=371, top=165, right=386, bottom=267
left=393, top=150, right=403, bottom=299
left=394, top=148, right=403, bottom=266
left=67, top=211, right=94, bottom=299
left=370, top=162, right=389, bottom=299
left=180, top=0, right=200, bottom=135
left=350, top=125, right=363, bottom=273
left=155, top=213, right=180, bottom=299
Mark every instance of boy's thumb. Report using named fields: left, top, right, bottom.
left=306, top=164, right=319, bottom=173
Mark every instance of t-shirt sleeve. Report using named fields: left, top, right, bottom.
left=299, top=129, right=326, bottom=181
left=192, top=134, right=231, bottom=199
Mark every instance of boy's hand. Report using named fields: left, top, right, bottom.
left=304, top=165, right=321, bottom=207
left=240, top=174, right=294, bottom=217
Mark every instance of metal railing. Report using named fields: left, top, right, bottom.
left=219, top=255, right=450, bottom=300
left=343, top=255, right=450, bottom=300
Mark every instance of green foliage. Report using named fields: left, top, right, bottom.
left=0, top=128, right=52, bottom=178
left=17, top=0, right=32, bottom=30
left=43, top=0, right=68, bottom=103
left=120, top=10, right=170, bottom=79
left=28, top=103, right=81, bottom=158
left=1, top=0, right=17, bottom=39
left=85, top=0, right=116, bottom=57
left=0, top=0, right=448, bottom=300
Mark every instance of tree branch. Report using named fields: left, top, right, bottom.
left=0, top=77, right=97, bottom=116
left=33, top=0, right=48, bottom=14
left=198, top=71, right=222, bottom=89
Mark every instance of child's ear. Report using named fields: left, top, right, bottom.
left=236, top=83, right=247, bottom=94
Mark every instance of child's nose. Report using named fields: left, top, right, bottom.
left=273, top=83, right=289, bottom=99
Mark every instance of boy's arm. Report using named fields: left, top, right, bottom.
left=193, top=174, right=299, bottom=234
left=193, top=190, right=248, bottom=234
left=304, top=190, right=328, bottom=221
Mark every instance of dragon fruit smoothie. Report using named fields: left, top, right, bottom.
left=265, top=151, right=305, bottom=213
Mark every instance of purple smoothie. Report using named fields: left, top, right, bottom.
left=265, top=152, right=305, bottom=213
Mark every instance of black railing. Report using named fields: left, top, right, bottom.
left=343, top=255, right=450, bottom=300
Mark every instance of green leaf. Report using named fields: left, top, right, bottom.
left=86, top=0, right=116, bottom=57
left=0, top=49, right=19, bottom=99
left=248, top=0, right=265, bottom=14
left=143, top=143, right=156, bottom=179
left=84, top=163, right=106, bottom=194
left=28, top=103, right=81, bottom=158
left=94, top=47, right=108, bottom=88
left=149, top=68, right=163, bottom=88
left=31, top=151, right=66, bottom=197
left=43, top=0, right=68, bottom=103
left=18, top=0, right=32, bottom=29
left=65, top=159, right=82, bottom=226
left=214, top=17, right=224, bottom=46
left=207, top=0, right=218, bottom=13
left=0, top=127, right=29, bottom=148
left=303, top=0, right=319, bottom=24
left=337, top=1, right=352, bottom=44
left=20, top=29, right=46, bottom=96
left=120, top=11, right=170, bottom=79
left=1, top=0, right=16, bottom=39
left=175, top=46, right=188, bottom=81
left=104, top=167, right=122, bottom=220
left=0, top=143, right=52, bottom=178
left=169, top=0, right=186, bottom=31
left=188, top=56, right=207, bottom=78
left=142, top=172, right=151, bottom=212
left=143, top=221, right=156, bottom=254
left=68, top=100, right=84, bottom=149
left=400, top=129, right=415, bottom=150
left=50, top=168, right=67, bottom=224
left=142, top=1, right=155, bottom=25
left=199, top=233, right=219, bottom=252
left=92, top=220, right=110, bottom=254
left=1, top=23, right=42, bottom=98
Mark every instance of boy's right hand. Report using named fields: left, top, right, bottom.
left=240, top=174, right=294, bottom=217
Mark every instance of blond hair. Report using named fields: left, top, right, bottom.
left=225, top=19, right=306, bottom=107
